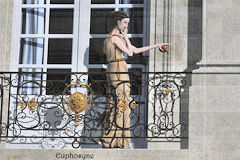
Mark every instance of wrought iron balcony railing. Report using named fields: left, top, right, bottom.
left=0, top=71, right=187, bottom=149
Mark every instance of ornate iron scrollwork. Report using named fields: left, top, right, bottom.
left=0, top=72, right=188, bottom=149
left=147, top=74, right=187, bottom=141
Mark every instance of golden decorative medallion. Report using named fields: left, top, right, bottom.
left=61, top=79, right=93, bottom=127
left=68, top=92, right=87, bottom=113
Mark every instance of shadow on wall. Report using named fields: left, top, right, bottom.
left=181, top=0, right=203, bottom=149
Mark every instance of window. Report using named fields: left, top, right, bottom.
left=12, top=0, right=81, bottom=95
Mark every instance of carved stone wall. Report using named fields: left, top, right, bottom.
left=189, top=0, right=240, bottom=160
left=149, top=0, right=189, bottom=72
left=0, top=0, right=13, bottom=71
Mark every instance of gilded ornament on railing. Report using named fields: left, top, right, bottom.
left=117, top=98, right=138, bottom=112
left=19, top=101, right=26, bottom=110
left=68, top=92, right=87, bottom=126
left=130, top=101, right=137, bottom=110
left=117, top=98, right=128, bottom=113
left=19, top=97, right=38, bottom=112
left=160, top=87, right=176, bottom=112
left=160, top=88, right=175, bottom=96
left=68, top=92, right=87, bottom=113
left=61, top=78, right=94, bottom=126
left=28, top=98, right=38, bottom=112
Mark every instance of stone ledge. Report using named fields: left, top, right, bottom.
left=0, top=149, right=189, bottom=160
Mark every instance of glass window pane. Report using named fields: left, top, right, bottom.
left=48, top=39, right=72, bottom=64
left=49, top=9, right=73, bottom=34
left=46, top=69, right=71, bottom=95
left=130, top=37, right=143, bottom=48
left=90, top=9, right=114, bottom=34
left=22, top=0, right=46, bottom=4
left=19, top=38, right=44, bottom=64
left=91, top=0, right=115, bottom=4
left=18, top=68, right=43, bottom=95
left=119, top=0, right=143, bottom=4
left=89, top=38, right=107, bottom=64
left=22, top=8, right=45, bottom=34
left=129, top=68, right=142, bottom=95
left=127, top=53, right=147, bottom=64
left=50, top=0, right=74, bottom=4
left=127, top=37, right=146, bottom=64
left=120, top=8, right=143, bottom=34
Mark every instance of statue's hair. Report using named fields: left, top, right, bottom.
left=107, top=11, right=129, bottom=32
left=111, top=11, right=129, bottom=22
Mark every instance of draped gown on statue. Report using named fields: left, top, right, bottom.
left=100, top=34, right=131, bottom=149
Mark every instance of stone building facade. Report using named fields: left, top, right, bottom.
left=0, top=0, right=240, bottom=159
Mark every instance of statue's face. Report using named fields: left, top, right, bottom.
left=117, top=18, right=130, bottom=32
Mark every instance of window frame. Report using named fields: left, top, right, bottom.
left=10, top=0, right=149, bottom=97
